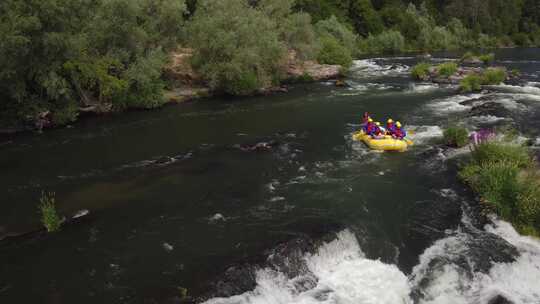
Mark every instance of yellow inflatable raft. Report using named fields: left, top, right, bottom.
left=352, top=131, right=413, bottom=152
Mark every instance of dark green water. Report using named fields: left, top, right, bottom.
left=2, top=48, right=540, bottom=304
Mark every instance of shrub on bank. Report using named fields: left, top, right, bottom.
left=443, top=126, right=469, bottom=147
left=188, top=0, right=285, bottom=95
left=317, top=34, right=353, bottom=68
left=411, top=63, right=431, bottom=80
left=437, top=62, right=458, bottom=77
left=52, top=101, right=79, bottom=126
left=315, top=15, right=358, bottom=57
left=459, top=140, right=539, bottom=236
left=362, top=30, right=405, bottom=54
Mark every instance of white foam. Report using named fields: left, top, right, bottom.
left=407, top=125, right=444, bottom=144
left=209, top=213, right=226, bottom=222
left=203, top=230, right=412, bottom=304
left=412, top=217, right=540, bottom=304
left=427, top=94, right=483, bottom=114
left=469, top=115, right=507, bottom=124
left=350, top=59, right=409, bottom=78
left=407, top=83, right=440, bottom=93
left=489, top=84, right=540, bottom=96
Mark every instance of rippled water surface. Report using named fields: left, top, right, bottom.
left=1, top=48, right=540, bottom=304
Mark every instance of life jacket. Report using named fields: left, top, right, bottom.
left=386, top=123, right=396, bottom=134
left=394, top=127, right=406, bottom=139
left=364, top=122, right=375, bottom=134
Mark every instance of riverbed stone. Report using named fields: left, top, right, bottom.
left=469, top=101, right=512, bottom=118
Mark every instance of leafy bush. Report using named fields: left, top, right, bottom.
left=317, top=34, right=353, bottom=68
left=437, top=62, right=458, bottom=77
left=482, top=68, right=507, bottom=85
left=260, top=0, right=319, bottom=60
left=460, top=74, right=483, bottom=92
left=478, top=34, right=498, bottom=49
left=315, top=15, right=358, bottom=56
left=362, top=30, right=405, bottom=54
left=411, top=63, right=431, bottom=80
left=418, top=26, right=458, bottom=51
left=39, top=192, right=62, bottom=232
left=512, top=32, right=531, bottom=46
left=52, top=101, right=79, bottom=126
left=188, top=0, right=285, bottom=95
left=478, top=53, right=495, bottom=65
left=0, top=0, right=187, bottom=126
left=461, top=51, right=476, bottom=62
left=443, top=126, right=469, bottom=147
left=348, top=0, right=385, bottom=36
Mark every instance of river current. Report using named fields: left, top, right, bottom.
left=1, top=48, right=540, bottom=303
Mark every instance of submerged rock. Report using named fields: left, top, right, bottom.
left=469, top=101, right=512, bottom=118
left=488, top=294, right=515, bottom=304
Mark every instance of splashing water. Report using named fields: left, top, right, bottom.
left=204, top=230, right=412, bottom=304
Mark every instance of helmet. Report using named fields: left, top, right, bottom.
left=375, top=122, right=381, bottom=126
left=396, top=121, right=402, bottom=128
left=387, top=119, right=393, bottom=123
left=368, top=118, right=373, bottom=122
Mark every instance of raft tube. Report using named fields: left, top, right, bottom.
left=352, top=131, right=412, bottom=152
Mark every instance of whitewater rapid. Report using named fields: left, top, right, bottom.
left=203, top=214, right=540, bottom=304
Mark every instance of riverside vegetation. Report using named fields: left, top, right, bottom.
left=39, top=192, right=62, bottom=232
left=441, top=126, right=540, bottom=237
left=2, top=0, right=540, bottom=131
left=459, top=140, right=540, bottom=237
left=410, top=53, right=508, bottom=92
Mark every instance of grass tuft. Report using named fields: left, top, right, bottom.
left=443, top=126, right=469, bottom=147
left=39, top=191, right=62, bottom=232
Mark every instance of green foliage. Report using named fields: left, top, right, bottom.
left=52, top=101, right=79, bottom=125
left=482, top=67, right=507, bottom=85
left=459, top=141, right=540, bottom=236
left=471, top=141, right=531, bottom=169
left=0, top=0, right=187, bottom=127
left=317, top=34, right=353, bottom=68
left=411, top=63, right=431, bottom=80
left=478, top=34, right=498, bottom=49
left=188, top=0, right=285, bottom=95
left=478, top=53, right=495, bottom=65
left=362, top=30, right=405, bottom=54
left=443, top=126, right=469, bottom=147
left=349, top=0, right=385, bottom=36
left=418, top=25, right=458, bottom=51
left=39, top=192, right=62, bottom=232
left=461, top=51, right=477, bottom=61
left=460, top=74, right=483, bottom=92
left=315, top=15, right=359, bottom=56
left=437, top=62, right=458, bottom=77
left=512, top=32, right=532, bottom=46
left=260, top=0, right=319, bottom=60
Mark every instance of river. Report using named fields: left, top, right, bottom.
left=1, top=48, right=540, bottom=304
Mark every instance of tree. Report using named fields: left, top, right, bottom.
left=188, top=0, right=285, bottom=95
left=315, top=15, right=359, bottom=56
left=349, top=0, right=385, bottom=36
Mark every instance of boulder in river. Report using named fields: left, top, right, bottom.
left=469, top=101, right=512, bottom=118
